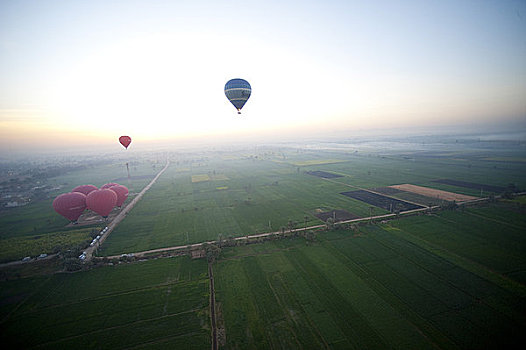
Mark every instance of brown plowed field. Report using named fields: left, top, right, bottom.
left=388, top=184, right=477, bottom=202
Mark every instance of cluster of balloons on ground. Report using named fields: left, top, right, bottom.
left=52, top=183, right=129, bottom=222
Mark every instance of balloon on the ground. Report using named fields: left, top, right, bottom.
left=52, top=192, right=87, bottom=222
left=224, top=78, right=251, bottom=114
left=72, top=184, right=98, bottom=196
left=110, top=185, right=129, bottom=207
left=119, top=136, right=132, bottom=149
left=86, top=189, right=117, bottom=218
left=101, top=182, right=119, bottom=189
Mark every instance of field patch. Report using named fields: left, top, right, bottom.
left=0, top=257, right=211, bottom=349
left=341, top=190, right=423, bottom=212
left=289, top=159, right=348, bottom=166
left=215, top=204, right=526, bottom=349
left=390, top=184, right=477, bottom=202
left=314, top=209, right=360, bottom=222
left=191, top=174, right=210, bottom=183
left=214, top=207, right=525, bottom=349
left=0, top=228, right=92, bottom=263
left=191, top=174, right=229, bottom=183
left=306, top=170, right=343, bottom=179
left=432, top=179, right=506, bottom=193
left=211, top=174, right=229, bottom=181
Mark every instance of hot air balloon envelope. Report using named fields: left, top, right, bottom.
left=101, top=182, right=120, bottom=189
left=110, top=185, right=129, bottom=207
left=119, top=136, right=132, bottom=149
left=225, top=79, right=251, bottom=113
left=72, top=184, right=98, bottom=196
left=86, top=189, right=117, bottom=218
left=53, top=192, right=87, bottom=222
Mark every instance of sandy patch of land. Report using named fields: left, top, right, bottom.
left=389, top=184, right=477, bottom=202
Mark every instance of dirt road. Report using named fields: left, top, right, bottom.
left=84, top=158, right=170, bottom=261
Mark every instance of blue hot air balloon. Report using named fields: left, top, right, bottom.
left=224, top=78, right=251, bottom=114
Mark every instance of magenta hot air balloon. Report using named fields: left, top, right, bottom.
left=101, top=182, right=119, bottom=189
left=110, top=185, right=129, bottom=207
left=72, top=184, right=98, bottom=196
left=52, top=192, right=87, bottom=223
left=86, top=189, right=117, bottom=218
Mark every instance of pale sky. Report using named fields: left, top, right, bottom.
left=1, top=0, right=525, bottom=151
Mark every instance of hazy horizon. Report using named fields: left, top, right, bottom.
left=1, top=120, right=525, bottom=159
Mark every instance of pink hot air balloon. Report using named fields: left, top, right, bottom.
left=101, top=182, right=119, bottom=189
left=72, top=184, right=98, bottom=196
left=52, top=192, right=87, bottom=222
left=86, top=189, right=117, bottom=218
left=110, top=185, right=129, bottom=207
left=119, top=136, right=132, bottom=149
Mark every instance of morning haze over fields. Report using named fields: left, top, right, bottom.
left=1, top=1, right=525, bottom=349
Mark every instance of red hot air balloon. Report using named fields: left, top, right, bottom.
left=53, top=192, right=87, bottom=223
left=110, top=185, right=129, bottom=207
left=101, top=182, right=119, bottom=189
left=119, top=136, right=132, bottom=149
left=86, top=189, right=117, bottom=218
left=72, top=184, right=98, bottom=196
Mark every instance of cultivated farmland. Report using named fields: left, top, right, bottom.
left=1, top=136, right=526, bottom=349
left=96, top=141, right=526, bottom=256
left=214, top=202, right=526, bottom=349
left=0, top=257, right=210, bottom=349
left=99, top=156, right=378, bottom=256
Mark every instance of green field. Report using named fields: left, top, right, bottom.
left=99, top=145, right=526, bottom=256
left=99, top=157, right=379, bottom=256
left=214, top=202, right=526, bottom=349
left=1, top=201, right=525, bottom=349
left=0, top=227, right=93, bottom=262
left=0, top=256, right=210, bottom=349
